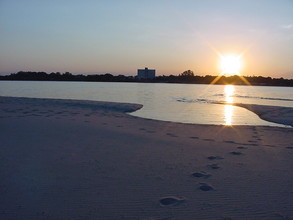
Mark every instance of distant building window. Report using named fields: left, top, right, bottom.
left=137, top=67, right=156, bottom=79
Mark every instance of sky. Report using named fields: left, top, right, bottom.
left=0, top=0, right=293, bottom=78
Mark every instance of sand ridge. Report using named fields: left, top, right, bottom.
left=233, top=103, right=293, bottom=127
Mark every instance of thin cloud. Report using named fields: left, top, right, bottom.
left=281, top=24, right=293, bottom=29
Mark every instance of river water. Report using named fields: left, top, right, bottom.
left=0, top=81, right=292, bottom=126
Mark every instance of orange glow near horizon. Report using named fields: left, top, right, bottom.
left=207, top=52, right=251, bottom=86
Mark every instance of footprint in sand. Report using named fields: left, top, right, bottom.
left=166, top=133, right=177, bottom=137
left=237, top=146, right=248, bottom=150
left=207, top=156, right=223, bottom=160
left=203, top=138, right=215, bottom=142
left=264, top=144, right=275, bottom=148
left=199, top=183, right=214, bottom=191
left=192, top=171, right=211, bottom=178
left=224, top=140, right=235, bottom=144
left=207, top=164, right=220, bottom=170
left=229, top=151, right=243, bottom=155
left=159, top=196, right=185, bottom=206
left=247, top=143, right=258, bottom=146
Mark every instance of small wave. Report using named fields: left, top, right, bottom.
left=212, top=94, right=224, bottom=97
left=212, top=94, right=293, bottom=102
left=234, top=95, right=293, bottom=102
left=176, top=98, right=211, bottom=104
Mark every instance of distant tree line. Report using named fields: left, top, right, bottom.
left=0, top=70, right=292, bottom=87
left=156, top=70, right=293, bottom=86
left=0, top=71, right=135, bottom=82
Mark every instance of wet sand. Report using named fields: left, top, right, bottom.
left=0, top=96, right=293, bottom=219
left=233, top=103, right=293, bottom=127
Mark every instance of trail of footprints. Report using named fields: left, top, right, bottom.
left=138, top=126, right=293, bottom=202
left=158, top=126, right=293, bottom=209
left=192, top=150, right=245, bottom=192
left=0, top=106, right=106, bottom=123
left=159, top=146, right=246, bottom=206
left=158, top=128, right=259, bottom=207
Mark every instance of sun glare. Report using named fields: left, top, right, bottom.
left=224, top=85, right=235, bottom=125
left=220, top=54, right=242, bottom=76
left=224, top=84, right=234, bottom=103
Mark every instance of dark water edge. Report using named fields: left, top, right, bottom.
left=1, top=71, right=293, bottom=87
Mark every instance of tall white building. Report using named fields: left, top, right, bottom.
left=137, top=67, right=156, bottom=79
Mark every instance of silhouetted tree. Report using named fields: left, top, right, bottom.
left=180, top=70, right=194, bottom=77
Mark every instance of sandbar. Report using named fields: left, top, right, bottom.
left=233, top=103, right=293, bottom=127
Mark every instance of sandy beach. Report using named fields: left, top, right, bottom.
left=0, top=96, right=293, bottom=220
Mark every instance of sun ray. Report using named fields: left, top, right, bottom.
left=176, top=21, right=252, bottom=93
left=209, top=75, right=224, bottom=85
left=238, top=75, right=251, bottom=85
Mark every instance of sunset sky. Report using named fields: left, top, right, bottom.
left=1, top=0, right=293, bottom=78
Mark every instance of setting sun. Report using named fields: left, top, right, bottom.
left=220, top=54, right=242, bottom=76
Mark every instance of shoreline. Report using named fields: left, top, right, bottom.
left=210, top=101, right=293, bottom=127
left=1, top=74, right=293, bottom=87
left=1, top=96, right=293, bottom=127
left=232, top=103, right=293, bottom=127
left=1, top=96, right=293, bottom=219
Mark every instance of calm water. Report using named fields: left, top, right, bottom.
left=1, top=81, right=292, bottom=126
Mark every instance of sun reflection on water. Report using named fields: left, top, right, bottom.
left=224, top=85, right=234, bottom=125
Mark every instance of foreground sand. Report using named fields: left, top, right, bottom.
left=0, top=96, right=293, bottom=220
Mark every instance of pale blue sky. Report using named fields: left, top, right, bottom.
left=1, top=0, right=293, bottom=77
